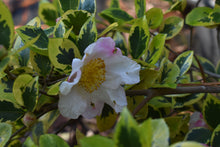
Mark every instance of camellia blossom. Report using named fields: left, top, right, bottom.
left=58, top=37, right=141, bottom=119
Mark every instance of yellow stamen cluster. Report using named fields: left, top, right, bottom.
left=79, top=58, right=106, bottom=93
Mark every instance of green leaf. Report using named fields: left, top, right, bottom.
left=129, top=17, right=150, bottom=59
left=16, top=25, right=49, bottom=56
left=151, top=119, right=169, bottom=147
left=159, top=16, right=184, bottom=40
left=0, top=1, right=14, bottom=49
left=53, top=21, right=65, bottom=38
left=32, top=122, right=45, bottom=144
left=59, top=0, right=79, bottom=12
left=48, top=38, right=81, bottom=70
left=0, top=76, right=16, bottom=103
left=0, top=101, right=24, bottom=122
left=174, top=51, right=193, bottom=77
left=13, top=74, right=38, bottom=111
left=186, top=7, right=220, bottom=26
left=99, top=8, right=134, bottom=25
left=29, top=51, right=52, bottom=77
left=144, top=34, right=166, bottom=65
left=185, top=127, right=212, bottom=144
left=211, top=124, right=220, bottom=146
left=39, top=3, right=58, bottom=26
left=79, top=0, right=96, bottom=14
left=170, top=141, right=206, bottom=147
left=148, top=96, right=172, bottom=108
left=0, top=123, right=12, bottom=147
left=78, top=15, right=97, bottom=56
left=114, top=108, right=142, bottom=147
left=145, top=8, right=163, bottom=29
left=173, top=93, right=205, bottom=108
left=110, top=0, right=119, bottom=8
left=138, top=119, right=152, bottom=147
left=39, top=134, right=69, bottom=147
left=80, top=135, right=114, bottom=147
left=0, top=57, right=10, bottom=73
left=61, top=10, right=91, bottom=35
left=203, top=94, right=220, bottom=129
left=113, top=32, right=128, bottom=55
left=98, top=22, right=118, bottom=38
left=216, top=0, right=220, bottom=7
left=135, top=0, right=146, bottom=18
left=96, top=104, right=117, bottom=132
left=153, top=58, right=180, bottom=88
left=168, top=0, right=187, bottom=12
left=23, top=137, right=37, bottom=147
left=47, top=81, right=62, bottom=95
left=193, top=55, right=216, bottom=73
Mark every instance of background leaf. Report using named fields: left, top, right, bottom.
left=145, top=8, right=163, bottom=29
left=211, top=124, right=220, bottom=146
left=59, top=0, right=79, bottom=12
left=39, top=3, right=58, bottom=26
left=135, top=0, right=146, bottom=18
left=80, top=135, right=114, bottom=147
left=79, top=0, right=96, bottom=14
left=39, top=134, right=69, bottom=147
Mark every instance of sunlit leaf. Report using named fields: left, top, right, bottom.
left=170, top=141, right=206, bottom=147
left=159, top=16, right=184, bottom=40
left=47, top=81, right=62, bottom=95
left=0, top=123, right=12, bottom=147
left=0, top=1, right=14, bottom=49
left=98, top=22, right=118, bottom=38
left=129, top=17, right=150, bottom=59
left=23, top=137, right=37, bottom=147
left=145, top=8, right=163, bottom=29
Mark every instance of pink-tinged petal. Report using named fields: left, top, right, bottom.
left=84, top=37, right=116, bottom=57
left=82, top=101, right=104, bottom=119
left=58, top=86, right=88, bottom=119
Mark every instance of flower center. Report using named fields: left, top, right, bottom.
left=79, top=58, right=106, bottom=93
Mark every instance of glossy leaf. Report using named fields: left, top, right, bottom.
left=129, top=17, right=150, bottom=59
left=203, top=94, right=220, bottom=129
left=145, top=8, right=163, bottom=29
left=0, top=123, right=12, bottom=147
left=174, top=51, right=193, bottom=77
left=61, top=10, right=91, bottom=35
left=0, top=101, right=24, bottom=122
left=47, top=81, right=62, bottom=95
left=170, top=141, right=206, bottom=147
left=135, top=0, right=146, bottom=18
left=59, top=0, right=79, bottom=12
left=48, top=38, right=81, bottom=70
left=79, top=0, right=96, bottom=14
left=0, top=1, right=14, bottom=49
left=99, top=8, right=133, bottom=25
left=211, top=124, right=220, bottom=146
left=144, top=34, right=166, bottom=65
left=185, top=127, right=212, bottom=144
left=39, top=134, right=69, bottom=147
left=80, top=135, right=114, bottom=147
left=16, top=25, right=49, bottom=56
left=78, top=15, right=97, bottom=55
left=96, top=104, right=117, bottom=132
left=159, top=16, right=184, bottom=40
left=53, top=21, right=65, bottom=38
left=29, top=51, right=52, bottom=77
left=39, top=3, right=58, bottom=26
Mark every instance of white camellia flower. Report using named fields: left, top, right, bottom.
left=59, top=37, right=141, bottom=119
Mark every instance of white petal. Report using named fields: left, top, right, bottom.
left=106, top=86, right=127, bottom=107
left=104, top=55, right=141, bottom=86
left=58, top=86, right=88, bottom=119
left=82, top=101, right=104, bottom=119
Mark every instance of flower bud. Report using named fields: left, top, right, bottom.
left=22, top=112, right=36, bottom=127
